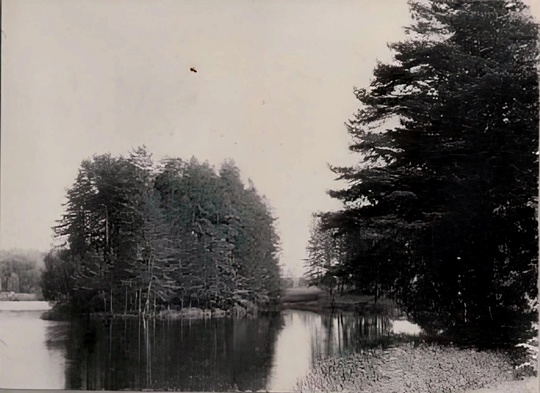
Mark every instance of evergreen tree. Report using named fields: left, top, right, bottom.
left=41, top=249, right=74, bottom=302
left=303, top=214, right=340, bottom=286
left=54, top=153, right=153, bottom=312
left=324, top=0, right=538, bottom=347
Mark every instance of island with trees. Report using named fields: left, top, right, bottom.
left=41, top=148, right=282, bottom=320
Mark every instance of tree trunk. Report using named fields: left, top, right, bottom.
left=144, top=277, right=152, bottom=317
left=138, top=289, right=142, bottom=315
left=144, top=256, right=154, bottom=317
left=105, top=206, right=109, bottom=249
left=110, top=286, right=114, bottom=315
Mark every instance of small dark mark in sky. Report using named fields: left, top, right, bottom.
left=190, top=67, right=197, bottom=73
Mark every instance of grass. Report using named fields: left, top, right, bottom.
left=295, top=342, right=517, bottom=393
left=282, top=288, right=399, bottom=315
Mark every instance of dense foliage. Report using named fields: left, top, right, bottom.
left=303, top=214, right=349, bottom=294
left=42, top=148, right=282, bottom=315
left=309, top=0, right=538, bottom=348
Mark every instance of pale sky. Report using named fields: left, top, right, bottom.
left=2, top=0, right=538, bottom=276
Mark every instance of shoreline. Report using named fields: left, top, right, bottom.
left=38, top=288, right=395, bottom=321
left=0, top=292, right=41, bottom=301
left=8, top=297, right=536, bottom=393
left=39, top=302, right=280, bottom=321
left=281, top=288, right=400, bottom=316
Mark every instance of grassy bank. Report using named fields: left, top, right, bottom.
left=295, top=342, right=523, bottom=393
left=282, top=288, right=398, bottom=314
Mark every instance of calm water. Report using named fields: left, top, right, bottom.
left=0, top=301, right=421, bottom=391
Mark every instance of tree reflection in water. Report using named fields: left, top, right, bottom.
left=267, top=309, right=417, bottom=392
left=63, top=314, right=285, bottom=391
left=299, top=310, right=395, bottom=360
left=57, top=308, right=418, bottom=391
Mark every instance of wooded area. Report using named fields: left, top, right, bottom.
left=304, top=0, right=538, bottom=348
left=41, top=149, right=282, bottom=316
left=0, top=249, right=45, bottom=295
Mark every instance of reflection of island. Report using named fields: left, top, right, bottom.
left=62, top=314, right=285, bottom=391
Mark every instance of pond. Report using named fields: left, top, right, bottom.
left=0, top=301, right=421, bottom=391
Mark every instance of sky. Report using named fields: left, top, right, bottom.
left=1, top=0, right=539, bottom=276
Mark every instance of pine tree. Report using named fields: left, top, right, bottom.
left=325, top=0, right=538, bottom=347
left=303, top=214, right=340, bottom=286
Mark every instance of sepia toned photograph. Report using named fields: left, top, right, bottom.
left=1, top=0, right=539, bottom=392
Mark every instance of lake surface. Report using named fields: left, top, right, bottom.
left=0, top=301, right=421, bottom=391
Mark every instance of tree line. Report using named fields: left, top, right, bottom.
left=42, top=148, right=282, bottom=316
left=0, top=249, right=45, bottom=295
left=305, top=0, right=538, bottom=348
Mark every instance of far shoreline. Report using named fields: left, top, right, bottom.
left=0, top=292, right=42, bottom=301
left=37, top=288, right=400, bottom=322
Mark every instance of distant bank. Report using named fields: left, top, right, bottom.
left=281, top=287, right=397, bottom=314
left=0, top=292, right=40, bottom=301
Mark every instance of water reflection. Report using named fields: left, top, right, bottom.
left=0, top=301, right=422, bottom=391
left=64, top=314, right=285, bottom=391
left=267, top=310, right=405, bottom=391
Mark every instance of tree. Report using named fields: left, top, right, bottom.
left=54, top=152, right=154, bottom=312
left=324, top=0, right=538, bottom=347
left=154, top=158, right=234, bottom=309
left=303, top=214, right=342, bottom=287
left=41, top=249, right=77, bottom=303
left=126, top=191, right=179, bottom=316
